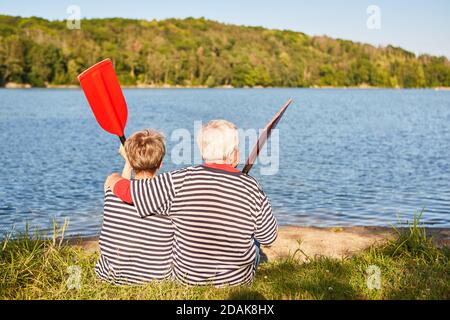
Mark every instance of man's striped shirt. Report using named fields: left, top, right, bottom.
left=95, top=189, right=174, bottom=285
left=126, top=164, right=278, bottom=287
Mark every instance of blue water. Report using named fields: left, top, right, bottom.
left=1, top=88, right=449, bottom=237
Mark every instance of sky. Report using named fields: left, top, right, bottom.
left=1, top=0, right=449, bottom=58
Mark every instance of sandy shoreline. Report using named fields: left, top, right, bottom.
left=69, top=226, right=450, bottom=263
left=3, top=82, right=450, bottom=90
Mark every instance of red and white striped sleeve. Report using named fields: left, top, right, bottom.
left=254, top=192, right=278, bottom=245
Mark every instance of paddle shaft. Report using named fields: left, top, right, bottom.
left=119, top=136, right=126, bottom=145
left=242, top=99, right=293, bottom=175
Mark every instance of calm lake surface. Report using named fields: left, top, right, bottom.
left=1, top=88, right=449, bottom=237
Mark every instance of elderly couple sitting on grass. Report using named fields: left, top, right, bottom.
left=99, top=120, right=278, bottom=287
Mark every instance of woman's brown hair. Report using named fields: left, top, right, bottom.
left=124, top=129, right=165, bottom=174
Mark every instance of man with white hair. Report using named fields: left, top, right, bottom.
left=105, top=120, right=278, bottom=287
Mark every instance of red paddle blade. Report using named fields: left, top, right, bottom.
left=78, top=59, right=128, bottom=137
left=242, top=99, right=293, bottom=174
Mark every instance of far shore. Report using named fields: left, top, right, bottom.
left=69, top=225, right=450, bottom=263
left=2, top=82, right=450, bottom=90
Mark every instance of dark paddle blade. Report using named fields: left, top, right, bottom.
left=78, top=59, right=128, bottom=141
left=242, top=99, right=293, bottom=175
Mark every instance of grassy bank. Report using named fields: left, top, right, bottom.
left=0, top=215, right=449, bottom=300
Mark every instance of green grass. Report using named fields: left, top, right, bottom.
left=1, top=214, right=449, bottom=300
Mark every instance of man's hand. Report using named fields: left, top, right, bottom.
left=104, top=173, right=123, bottom=192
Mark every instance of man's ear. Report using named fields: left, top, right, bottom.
left=158, top=161, right=163, bottom=170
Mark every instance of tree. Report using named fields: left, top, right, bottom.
left=26, top=44, right=64, bottom=87
left=2, top=35, right=26, bottom=84
left=0, top=15, right=449, bottom=88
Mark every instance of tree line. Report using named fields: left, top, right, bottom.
left=1, top=15, right=450, bottom=88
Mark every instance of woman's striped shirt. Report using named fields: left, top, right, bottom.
left=95, top=189, right=174, bottom=285
left=127, top=165, right=278, bottom=287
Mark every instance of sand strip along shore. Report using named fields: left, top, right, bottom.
left=69, top=226, right=450, bottom=263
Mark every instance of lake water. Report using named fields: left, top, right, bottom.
left=1, top=88, right=449, bottom=237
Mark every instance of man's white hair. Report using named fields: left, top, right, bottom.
left=197, top=120, right=239, bottom=162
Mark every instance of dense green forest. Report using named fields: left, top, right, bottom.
left=1, top=14, right=450, bottom=88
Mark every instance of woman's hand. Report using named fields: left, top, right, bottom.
left=118, top=144, right=129, bottom=162
left=118, top=144, right=133, bottom=179
left=104, top=172, right=123, bottom=192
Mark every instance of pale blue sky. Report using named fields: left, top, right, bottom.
left=1, top=0, right=449, bottom=58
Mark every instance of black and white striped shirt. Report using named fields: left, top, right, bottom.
left=95, top=189, right=174, bottom=285
left=130, top=165, right=278, bottom=287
